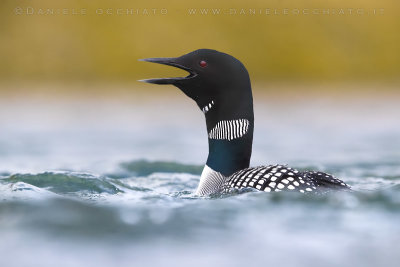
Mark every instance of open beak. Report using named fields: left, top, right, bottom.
left=139, top=57, right=197, bottom=84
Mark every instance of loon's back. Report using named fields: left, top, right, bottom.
left=222, top=164, right=350, bottom=194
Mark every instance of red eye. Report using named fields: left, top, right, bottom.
left=199, top=60, right=207, bottom=68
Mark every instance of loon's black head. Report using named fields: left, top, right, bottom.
left=140, top=49, right=254, bottom=177
left=140, top=49, right=252, bottom=114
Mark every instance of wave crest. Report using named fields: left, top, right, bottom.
left=3, top=172, right=122, bottom=194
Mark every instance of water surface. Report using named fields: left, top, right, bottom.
left=1, top=90, right=399, bottom=267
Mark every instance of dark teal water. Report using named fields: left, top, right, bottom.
left=1, top=94, right=399, bottom=267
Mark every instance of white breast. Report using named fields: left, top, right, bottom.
left=195, top=165, right=227, bottom=196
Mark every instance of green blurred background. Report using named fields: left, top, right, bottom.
left=0, top=0, right=399, bottom=91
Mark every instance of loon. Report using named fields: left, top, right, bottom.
left=140, top=49, right=350, bottom=196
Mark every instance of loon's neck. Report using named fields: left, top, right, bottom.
left=195, top=94, right=254, bottom=196
left=203, top=92, right=254, bottom=177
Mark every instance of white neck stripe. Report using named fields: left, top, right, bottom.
left=208, top=119, right=249, bottom=141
